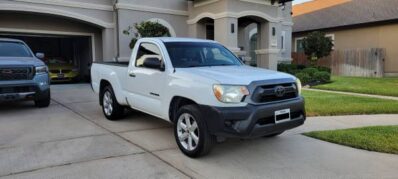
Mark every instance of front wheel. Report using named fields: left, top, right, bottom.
left=101, top=86, right=124, bottom=120
left=35, top=90, right=51, bottom=108
left=174, top=105, right=216, bottom=158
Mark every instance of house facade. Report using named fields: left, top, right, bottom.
left=0, top=0, right=293, bottom=73
left=292, top=0, right=398, bottom=76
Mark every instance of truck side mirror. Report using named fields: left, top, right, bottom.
left=36, top=53, right=45, bottom=59
left=143, top=56, right=165, bottom=71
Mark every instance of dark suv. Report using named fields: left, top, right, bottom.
left=0, top=38, right=50, bottom=107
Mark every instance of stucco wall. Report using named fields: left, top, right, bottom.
left=293, top=23, right=398, bottom=73
left=117, top=9, right=189, bottom=61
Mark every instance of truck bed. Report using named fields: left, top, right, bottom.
left=94, top=61, right=129, bottom=67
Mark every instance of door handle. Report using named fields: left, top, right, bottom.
left=128, top=71, right=136, bottom=77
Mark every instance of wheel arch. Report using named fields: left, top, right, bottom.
left=169, top=96, right=198, bottom=123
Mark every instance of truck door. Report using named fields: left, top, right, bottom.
left=125, top=42, right=166, bottom=117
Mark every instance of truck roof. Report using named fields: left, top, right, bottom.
left=0, top=38, right=25, bottom=43
left=143, top=37, right=217, bottom=43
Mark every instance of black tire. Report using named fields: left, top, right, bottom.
left=174, top=104, right=216, bottom=158
left=35, top=90, right=51, bottom=108
left=263, top=131, right=284, bottom=138
left=101, top=85, right=124, bottom=121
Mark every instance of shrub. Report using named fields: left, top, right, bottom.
left=302, top=68, right=318, bottom=77
left=313, top=71, right=331, bottom=83
left=277, top=64, right=306, bottom=75
left=317, top=66, right=332, bottom=73
left=123, top=21, right=171, bottom=49
left=295, top=72, right=311, bottom=84
left=278, top=64, right=331, bottom=85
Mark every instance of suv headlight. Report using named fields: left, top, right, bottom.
left=296, top=78, right=302, bottom=95
left=213, top=84, right=250, bottom=103
left=35, top=66, right=48, bottom=74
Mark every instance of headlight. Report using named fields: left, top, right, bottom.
left=296, top=78, right=302, bottom=95
left=35, top=66, right=48, bottom=74
left=213, top=84, right=250, bottom=103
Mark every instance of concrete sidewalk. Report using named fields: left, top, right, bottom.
left=305, top=88, right=398, bottom=101
left=0, top=84, right=397, bottom=178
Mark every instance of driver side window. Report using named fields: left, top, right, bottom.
left=135, top=43, right=163, bottom=68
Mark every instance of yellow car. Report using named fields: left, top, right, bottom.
left=47, top=59, right=80, bottom=82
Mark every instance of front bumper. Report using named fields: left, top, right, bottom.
left=0, top=74, right=50, bottom=102
left=50, top=72, right=79, bottom=82
left=200, top=97, right=306, bottom=138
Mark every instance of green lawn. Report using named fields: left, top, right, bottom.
left=304, top=126, right=398, bottom=154
left=303, top=90, right=398, bottom=116
left=313, top=76, right=398, bottom=97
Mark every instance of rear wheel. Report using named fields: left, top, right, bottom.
left=174, top=105, right=215, bottom=158
left=101, top=86, right=124, bottom=120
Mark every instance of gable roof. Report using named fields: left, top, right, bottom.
left=293, top=0, right=398, bottom=33
left=293, top=0, right=351, bottom=17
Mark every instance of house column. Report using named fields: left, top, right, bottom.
left=102, top=28, right=116, bottom=61
left=214, top=17, right=240, bottom=53
left=256, top=22, right=280, bottom=70
left=188, top=23, right=206, bottom=39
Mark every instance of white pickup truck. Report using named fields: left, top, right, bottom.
left=91, top=38, right=305, bottom=158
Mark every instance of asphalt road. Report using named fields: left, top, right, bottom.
left=0, top=84, right=397, bottom=178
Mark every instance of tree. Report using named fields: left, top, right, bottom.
left=123, top=21, right=171, bottom=49
left=302, top=31, right=334, bottom=66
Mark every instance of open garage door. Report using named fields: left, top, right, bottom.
left=0, top=33, right=93, bottom=83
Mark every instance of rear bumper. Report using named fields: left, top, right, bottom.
left=199, top=97, right=306, bottom=138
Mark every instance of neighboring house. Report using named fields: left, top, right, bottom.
left=0, top=0, right=294, bottom=71
left=292, top=0, right=398, bottom=76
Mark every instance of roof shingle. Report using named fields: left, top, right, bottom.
left=293, top=0, right=398, bottom=33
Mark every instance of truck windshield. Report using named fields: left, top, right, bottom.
left=0, top=41, right=32, bottom=57
left=164, top=42, right=242, bottom=68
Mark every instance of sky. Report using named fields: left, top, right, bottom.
left=293, top=0, right=313, bottom=5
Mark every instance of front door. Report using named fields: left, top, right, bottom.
left=125, top=42, right=165, bottom=117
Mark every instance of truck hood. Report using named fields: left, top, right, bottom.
left=177, top=65, right=296, bottom=85
left=0, top=57, right=45, bottom=67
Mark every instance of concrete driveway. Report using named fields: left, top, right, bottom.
left=0, top=84, right=397, bottom=178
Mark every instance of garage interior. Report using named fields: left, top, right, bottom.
left=0, top=33, right=93, bottom=83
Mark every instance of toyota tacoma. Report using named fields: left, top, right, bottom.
left=91, top=38, right=305, bottom=157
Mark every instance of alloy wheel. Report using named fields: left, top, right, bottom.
left=177, top=113, right=200, bottom=151
left=103, top=91, right=113, bottom=116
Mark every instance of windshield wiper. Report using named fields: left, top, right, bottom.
left=212, top=64, right=236, bottom=66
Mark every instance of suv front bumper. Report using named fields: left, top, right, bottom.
left=200, top=97, right=306, bottom=138
left=0, top=74, right=50, bottom=102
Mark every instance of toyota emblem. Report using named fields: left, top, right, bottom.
left=274, top=86, right=286, bottom=97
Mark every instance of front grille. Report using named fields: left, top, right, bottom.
left=0, top=86, right=35, bottom=94
left=0, top=67, right=34, bottom=81
left=252, top=83, right=298, bottom=103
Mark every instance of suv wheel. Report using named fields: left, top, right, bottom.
left=35, top=90, right=51, bottom=108
left=101, top=86, right=124, bottom=120
left=174, top=105, right=215, bottom=158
